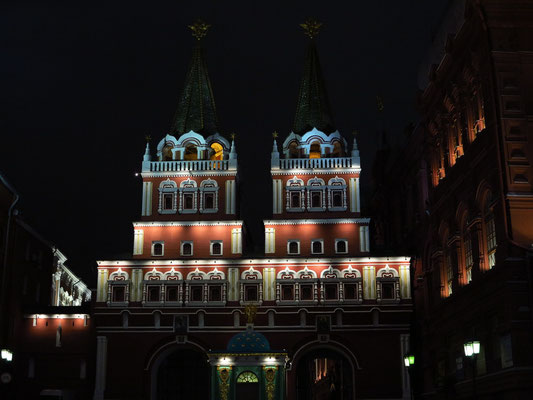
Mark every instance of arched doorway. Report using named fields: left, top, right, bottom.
left=235, top=371, right=259, bottom=399
left=295, top=348, right=354, bottom=400
left=156, top=348, right=209, bottom=399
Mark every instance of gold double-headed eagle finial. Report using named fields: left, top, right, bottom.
left=300, top=18, right=322, bottom=39
left=189, top=19, right=211, bottom=41
left=272, top=131, right=279, bottom=139
left=244, top=304, right=257, bottom=324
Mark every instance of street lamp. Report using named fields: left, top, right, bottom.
left=463, top=340, right=480, bottom=399
left=403, top=354, right=415, bottom=400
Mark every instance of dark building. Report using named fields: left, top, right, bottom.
left=0, top=172, right=92, bottom=399
left=372, top=0, right=533, bottom=398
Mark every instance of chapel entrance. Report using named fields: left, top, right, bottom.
left=235, top=371, right=260, bottom=399
left=295, top=348, right=354, bottom=400
left=156, top=348, right=209, bottom=400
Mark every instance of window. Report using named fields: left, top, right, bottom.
left=311, top=191, right=322, bottom=208
left=163, top=194, right=173, bottom=210
left=288, top=240, right=300, bottom=255
left=183, top=193, right=194, bottom=210
left=309, top=141, right=321, bottom=159
left=211, top=241, right=222, bottom=256
left=486, top=214, right=496, bottom=269
left=166, top=286, right=179, bottom=302
left=446, top=252, right=454, bottom=296
left=190, top=285, right=203, bottom=302
left=332, top=190, right=343, bottom=207
left=324, top=283, right=338, bottom=300
left=344, top=283, right=358, bottom=300
left=184, top=145, right=198, bottom=160
left=147, top=286, right=161, bottom=302
left=300, top=284, right=313, bottom=301
left=381, top=282, right=395, bottom=300
left=112, top=286, right=125, bottom=302
left=152, top=241, right=164, bottom=256
left=290, top=192, right=301, bottom=208
left=281, top=284, right=294, bottom=301
left=204, top=193, right=215, bottom=210
left=181, top=241, right=193, bottom=256
left=209, top=285, right=222, bottom=302
left=311, top=240, right=323, bottom=254
left=335, top=239, right=347, bottom=254
left=237, top=371, right=259, bottom=383
left=245, top=285, right=258, bottom=302
left=464, top=232, right=473, bottom=283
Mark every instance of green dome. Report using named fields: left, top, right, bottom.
left=227, top=330, right=270, bottom=353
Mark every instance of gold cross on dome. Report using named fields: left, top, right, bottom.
left=300, top=18, right=322, bottom=39
left=189, top=19, right=211, bottom=40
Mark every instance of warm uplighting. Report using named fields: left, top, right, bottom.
left=1, top=349, right=13, bottom=362
left=463, top=340, right=480, bottom=357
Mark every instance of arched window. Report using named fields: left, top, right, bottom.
left=289, top=142, right=299, bottom=158
left=162, top=144, right=173, bottom=161
left=332, top=141, right=344, bottom=157
left=152, top=242, right=164, bottom=256
left=312, top=240, right=323, bottom=254
left=184, top=145, right=198, bottom=160
left=288, top=240, right=299, bottom=255
left=483, top=192, right=497, bottom=269
left=335, top=239, right=347, bottom=254
left=210, top=142, right=224, bottom=160
left=237, top=371, right=258, bottom=383
left=211, top=241, right=222, bottom=256
left=309, top=141, right=321, bottom=159
left=311, top=191, right=322, bottom=208
left=181, top=242, right=193, bottom=256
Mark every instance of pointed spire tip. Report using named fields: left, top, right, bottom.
left=189, top=19, right=211, bottom=41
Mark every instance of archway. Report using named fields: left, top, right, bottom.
left=235, top=371, right=260, bottom=400
left=295, top=347, right=354, bottom=400
left=156, top=348, right=209, bottom=399
left=309, top=141, right=321, bottom=159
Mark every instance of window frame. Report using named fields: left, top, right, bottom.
left=210, top=240, right=223, bottom=256
left=335, top=239, right=348, bottom=254
left=311, top=239, right=324, bottom=255
left=287, top=240, right=300, bottom=255
left=181, top=241, right=193, bottom=257
left=151, top=241, right=164, bottom=257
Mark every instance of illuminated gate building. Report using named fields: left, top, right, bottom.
left=94, top=21, right=413, bottom=400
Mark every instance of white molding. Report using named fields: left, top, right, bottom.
left=97, top=257, right=411, bottom=266
left=133, top=220, right=243, bottom=227
left=263, top=218, right=370, bottom=225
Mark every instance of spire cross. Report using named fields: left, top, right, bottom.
left=300, top=18, right=323, bottom=39
left=189, top=19, right=211, bottom=41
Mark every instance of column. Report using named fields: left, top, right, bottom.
left=93, top=336, right=108, bottom=400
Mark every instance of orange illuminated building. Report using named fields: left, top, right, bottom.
left=94, top=20, right=412, bottom=399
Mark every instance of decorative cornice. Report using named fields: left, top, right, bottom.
left=263, top=218, right=370, bottom=225
left=97, top=256, right=410, bottom=267
left=141, top=171, right=237, bottom=179
left=133, top=220, right=243, bottom=228
left=271, top=169, right=361, bottom=176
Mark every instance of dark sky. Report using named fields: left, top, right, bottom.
left=1, top=1, right=449, bottom=285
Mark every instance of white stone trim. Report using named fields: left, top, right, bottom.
left=231, top=228, right=242, bottom=254
left=264, top=218, right=370, bottom=226
left=225, top=180, right=236, bottom=214
left=199, top=178, right=219, bottom=213
left=133, top=220, right=243, bottom=227
left=265, top=228, right=275, bottom=254
left=272, top=179, right=283, bottom=214
left=359, top=225, right=370, bottom=252
left=158, top=179, right=178, bottom=214
left=133, top=230, right=144, bottom=255
left=142, top=181, right=153, bottom=216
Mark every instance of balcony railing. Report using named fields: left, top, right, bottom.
left=276, top=157, right=355, bottom=170
left=147, top=160, right=230, bottom=172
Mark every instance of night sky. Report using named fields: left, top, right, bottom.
left=1, top=1, right=449, bottom=285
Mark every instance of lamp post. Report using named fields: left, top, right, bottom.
left=463, top=340, right=480, bottom=399
left=403, top=354, right=415, bottom=400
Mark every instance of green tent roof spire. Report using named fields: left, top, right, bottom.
left=293, top=19, right=336, bottom=135
left=171, top=20, right=219, bottom=136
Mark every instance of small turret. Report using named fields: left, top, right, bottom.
left=142, top=135, right=152, bottom=171
left=271, top=131, right=280, bottom=168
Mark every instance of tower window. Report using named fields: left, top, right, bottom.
left=300, top=284, right=313, bottom=301
left=290, top=192, right=301, bottom=208
left=344, top=284, right=357, bottom=300
left=381, top=282, right=395, bottom=300
left=112, top=286, right=125, bottom=302
left=183, top=193, right=194, bottom=210
left=190, top=285, right=203, bottom=302
left=204, top=193, right=215, bottom=209
left=184, top=145, right=198, bottom=160
left=309, top=142, right=321, bottom=159
left=166, top=286, right=179, bottom=302
left=211, top=241, right=222, bottom=256
left=281, top=285, right=294, bottom=301
left=147, top=286, right=161, bottom=302
left=311, top=240, right=323, bottom=254
left=245, top=285, right=258, bottom=302
left=335, top=239, right=348, bottom=254
left=324, top=284, right=338, bottom=300
left=311, top=191, right=322, bottom=208
left=152, top=242, right=164, bottom=256
left=209, top=285, right=222, bottom=302
left=332, top=190, right=343, bottom=207
left=181, top=241, right=193, bottom=256
left=288, top=241, right=300, bottom=255
left=163, top=194, right=173, bottom=210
